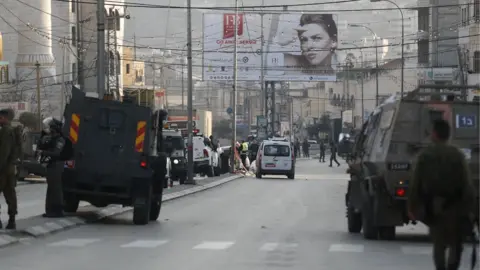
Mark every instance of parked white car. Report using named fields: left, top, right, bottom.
left=188, top=136, right=222, bottom=177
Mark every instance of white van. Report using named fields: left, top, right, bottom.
left=255, top=140, right=295, bottom=179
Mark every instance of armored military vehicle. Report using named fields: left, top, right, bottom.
left=345, top=86, right=479, bottom=240
left=61, top=88, right=168, bottom=225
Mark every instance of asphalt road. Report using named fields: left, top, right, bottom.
left=0, top=160, right=476, bottom=270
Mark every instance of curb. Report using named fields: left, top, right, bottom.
left=0, top=174, right=243, bottom=248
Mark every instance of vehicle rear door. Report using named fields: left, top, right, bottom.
left=74, top=104, right=140, bottom=177
left=261, top=143, right=292, bottom=171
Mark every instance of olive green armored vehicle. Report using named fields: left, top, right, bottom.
left=345, top=86, right=479, bottom=240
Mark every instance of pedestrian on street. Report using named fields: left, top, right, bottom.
left=294, top=139, right=300, bottom=158
left=0, top=109, right=18, bottom=229
left=408, top=119, right=476, bottom=270
left=38, top=118, right=66, bottom=218
left=329, top=141, right=340, bottom=167
left=302, top=139, right=309, bottom=158
left=319, top=140, right=326, bottom=162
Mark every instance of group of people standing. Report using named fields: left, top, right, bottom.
left=293, top=138, right=310, bottom=158
left=0, top=109, right=69, bottom=230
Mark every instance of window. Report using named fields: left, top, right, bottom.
left=99, top=109, right=125, bottom=129
left=126, top=64, right=130, bottom=74
left=263, top=145, right=290, bottom=157
left=71, top=0, right=75, bottom=12
left=474, top=51, right=480, bottom=73
left=71, top=26, right=76, bottom=46
left=475, top=0, right=480, bottom=21
left=72, top=63, right=77, bottom=82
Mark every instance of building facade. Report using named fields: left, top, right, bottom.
left=459, top=0, right=480, bottom=101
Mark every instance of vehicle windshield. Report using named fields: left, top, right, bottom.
left=264, top=145, right=290, bottom=156
left=164, top=136, right=184, bottom=150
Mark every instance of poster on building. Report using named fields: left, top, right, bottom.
left=203, top=13, right=339, bottom=82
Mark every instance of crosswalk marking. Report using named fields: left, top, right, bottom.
left=47, top=238, right=100, bottom=247
left=295, top=174, right=350, bottom=180
left=121, top=240, right=169, bottom=248
left=329, top=244, right=364, bottom=253
left=192, top=241, right=235, bottom=250
left=40, top=237, right=447, bottom=256
left=400, top=246, right=432, bottom=255
left=260, top=243, right=299, bottom=251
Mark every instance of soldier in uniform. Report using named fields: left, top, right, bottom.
left=319, top=140, right=326, bottom=162
left=0, top=109, right=18, bottom=229
left=408, top=119, right=476, bottom=270
left=38, top=118, right=66, bottom=218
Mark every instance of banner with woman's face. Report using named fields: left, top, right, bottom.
left=202, top=13, right=339, bottom=82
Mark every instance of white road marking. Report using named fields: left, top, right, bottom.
left=400, top=246, right=432, bottom=255
left=260, top=243, right=299, bottom=251
left=328, top=244, right=364, bottom=253
left=121, top=240, right=169, bottom=248
left=295, top=174, right=350, bottom=180
left=192, top=241, right=235, bottom=250
left=260, top=243, right=279, bottom=251
left=47, top=238, right=100, bottom=247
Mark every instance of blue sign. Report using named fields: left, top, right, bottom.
left=455, top=114, right=477, bottom=128
left=226, top=107, right=233, bottom=114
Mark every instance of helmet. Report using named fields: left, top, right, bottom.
left=42, top=117, right=63, bottom=133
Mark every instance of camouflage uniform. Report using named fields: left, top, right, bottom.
left=408, top=142, right=475, bottom=270
left=0, top=122, right=18, bottom=228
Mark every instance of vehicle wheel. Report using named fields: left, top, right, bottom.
left=347, top=202, right=362, bottom=233
left=179, top=174, right=186, bottom=185
left=149, top=198, right=162, bottom=221
left=287, top=173, right=295, bottom=179
left=63, top=194, right=80, bottom=213
left=362, top=197, right=378, bottom=240
left=206, top=165, right=215, bottom=177
left=378, top=226, right=396, bottom=240
left=133, top=193, right=151, bottom=225
left=214, top=165, right=221, bottom=176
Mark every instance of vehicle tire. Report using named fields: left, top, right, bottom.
left=378, top=226, right=396, bottom=240
left=133, top=191, right=151, bottom=225
left=179, top=174, right=186, bottom=185
left=63, top=194, right=80, bottom=213
left=287, top=173, right=295, bottom=179
left=206, top=165, right=215, bottom=177
left=214, top=165, right=221, bottom=176
left=362, top=197, right=378, bottom=240
left=347, top=202, right=362, bottom=233
left=149, top=198, right=162, bottom=221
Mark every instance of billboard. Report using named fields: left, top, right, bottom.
left=203, top=13, right=339, bottom=82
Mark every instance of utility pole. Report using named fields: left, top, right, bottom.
left=97, top=0, right=106, bottom=97
left=457, top=46, right=467, bottom=100
left=133, top=33, right=137, bottom=60
left=186, top=0, right=195, bottom=184
left=35, top=61, right=42, bottom=130
left=259, top=0, right=265, bottom=115
left=230, top=0, right=239, bottom=172
left=76, top=0, right=84, bottom=90
left=61, top=37, right=67, bottom=119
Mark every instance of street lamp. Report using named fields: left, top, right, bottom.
left=370, top=0, right=405, bottom=100
left=341, top=42, right=364, bottom=125
left=348, top=23, right=379, bottom=106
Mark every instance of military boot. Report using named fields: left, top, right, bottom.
left=5, top=216, right=15, bottom=230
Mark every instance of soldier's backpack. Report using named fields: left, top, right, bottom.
left=59, top=136, right=74, bottom=161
